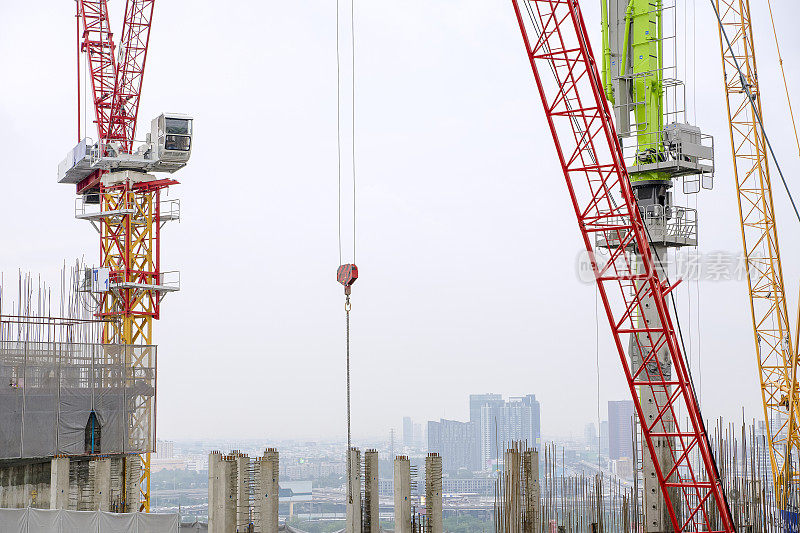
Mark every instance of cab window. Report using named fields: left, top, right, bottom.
left=165, top=135, right=191, bottom=151
left=165, top=118, right=191, bottom=135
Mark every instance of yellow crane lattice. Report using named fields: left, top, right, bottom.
left=714, top=0, right=800, bottom=508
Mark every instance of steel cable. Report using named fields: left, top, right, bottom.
left=346, top=294, right=352, bottom=504
left=710, top=0, right=800, bottom=225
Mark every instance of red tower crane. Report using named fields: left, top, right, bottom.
left=508, top=1, right=733, bottom=531
left=61, top=0, right=193, bottom=512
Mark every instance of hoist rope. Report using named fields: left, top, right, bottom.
left=336, top=0, right=342, bottom=267
left=345, top=293, right=352, bottom=503
left=765, top=0, right=800, bottom=159
left=710, top=0, right=800, bottom=225
left=336, top=0, right=357, bottom=508
left=350, top=0, right=356, bottom=264
left=337, top=0, right=357, bottom=266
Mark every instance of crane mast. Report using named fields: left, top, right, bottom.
left=61, top=0, right=192, bottom=512
left=600, top=0, right=715, bottom=529
left=713, top=0, right=800, bottom=512
left=508, top=0, right=732, bottom=531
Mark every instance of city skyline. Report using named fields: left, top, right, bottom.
left=3, top=0, right=794, bottom=443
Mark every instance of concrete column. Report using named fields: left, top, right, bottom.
left=345, top=448, right=362, bottom=533
left=235, top=453, right=250, bottom=532
left=631, top=245, right=678, bottom=533
left=256, top=448, right=279, bottom=533
left=124, top=455, right=142, bottom=512
left=425, top=453, right=442, bottom=533
left=503, top=448, right=522, bottom=530
left=394, top=456, right=411, bottom=533
left=50, top=457, right=70, bottom=509
left=523, top=450, right=540, bottom=533
left=209, top=452, right=236, bottom=533
left=92, top=458, right=112, bottom=511
left=364, top=449, right=379, bottom=533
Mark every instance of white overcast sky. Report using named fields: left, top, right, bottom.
left=1, top=0, right=800, bottom=442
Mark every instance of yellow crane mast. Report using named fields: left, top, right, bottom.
left=713, top=0, right=800, bottom=508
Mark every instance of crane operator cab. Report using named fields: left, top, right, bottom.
left=151, top=113, right=193, bottom=168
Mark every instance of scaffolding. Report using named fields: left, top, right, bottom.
left=0, top=341, right=156, bottom=459
left=0, top=270, right=156, bottom=463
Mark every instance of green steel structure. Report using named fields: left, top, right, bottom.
left=603, top=0, right=668, bottom=183
left=600, top=1, right=715, bottom=530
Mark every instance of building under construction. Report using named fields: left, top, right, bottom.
left=3, top=0, right=800, bottom=531
left=0, top=272, right=155, bottom=512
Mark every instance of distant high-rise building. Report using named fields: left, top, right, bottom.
left=584, top=422, right=597, bottom=445
left=608, top=401, right=635, bottom=461
left=413, top=423, right=423, bottom=445
left=469, top=393, right=502, bottom=426
left=427, top=419, right=480, bottom=471
left=479, top=394, right=541, bottom=469
left=403, top=417, right=413, bottom=446
left=156, top=439, right=174, bottom=459
left=600, top=420, right=609, bottom=455
left=470, top=394, right=503, bottom=470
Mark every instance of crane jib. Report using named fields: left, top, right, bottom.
left=509, top=1, right=735, bottom=531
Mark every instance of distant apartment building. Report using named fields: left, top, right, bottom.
left=185, top=454, right=208, bottom=472
left=608, top=400, right=635, bottom=461
left=427, top=419, right=480, bottom=471
left=444, top=477, right=495, bottom=495
left=318, top=461, right=346, bottom=477
left=479, top=394, right=541, bottom=469
left=156, top=439, right=175, bottom=459
left=403, top=416, right=413, bottom=446
left=413, top=423, right=423, bottom=445
left=379, top=476, right=495, bottom=496
left=469, top=394, right=502, bottom=426
left=584, top=422, right=597, bottom=445
left=600, top=420, right=609, bottom=455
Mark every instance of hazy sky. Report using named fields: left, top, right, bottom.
left=1, top=0, right=799, bottom=442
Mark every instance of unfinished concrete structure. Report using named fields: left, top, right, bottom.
left=345, top=447, right=362, bottom=533
left=394, top=455, right=412, bottom=533
left=363, top=449, right=379, bottom=533
left=0, top=454, right=142, bottom=512
left=257, top=448, right=279, bottom=533
left=523, top=448, right=540, bottom=532
left=425, top=453, right=443, bottom=533
left=208, top=449, right=280, bottom=533
left=495, top=442, right=541, bottom=533
left=208, top=452, right=236, bottom=532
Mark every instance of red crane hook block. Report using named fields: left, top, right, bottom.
left=337, top=264, right=358, bottom=295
